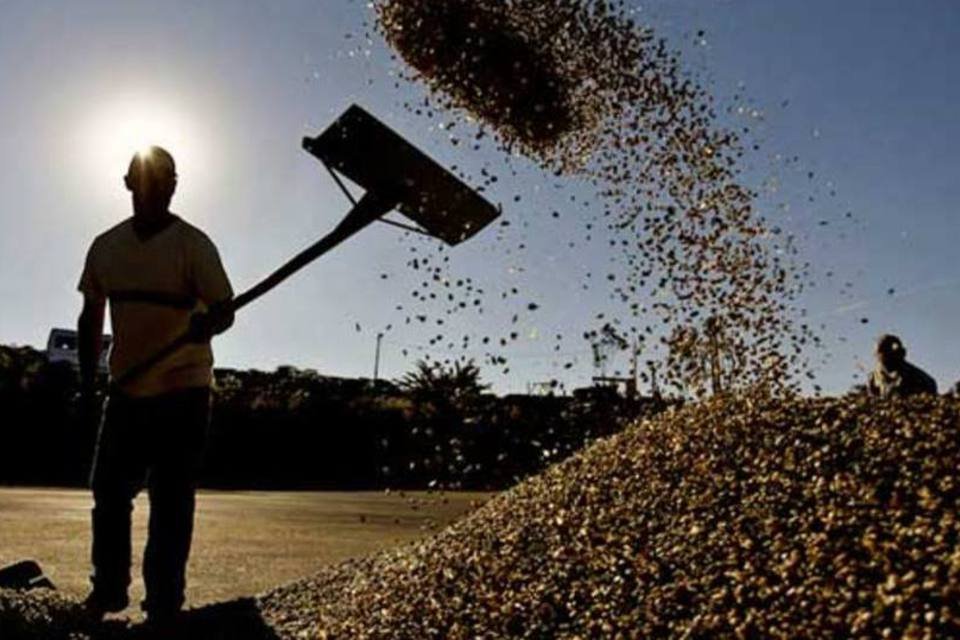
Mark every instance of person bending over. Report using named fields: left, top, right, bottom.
left=867, top=334, right=937, bottom=399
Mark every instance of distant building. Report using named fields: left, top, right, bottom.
left=572, top=384, right=622, bottom=404
left=46, top=328, right=111, bottom=373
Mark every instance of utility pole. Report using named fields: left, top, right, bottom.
left=374, top=333, right=384, bottom=382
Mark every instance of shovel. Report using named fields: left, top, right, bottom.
left=114, top=104, right=500, bottom=387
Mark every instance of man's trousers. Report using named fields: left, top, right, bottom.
left=89, top=387, right=210, bottom=616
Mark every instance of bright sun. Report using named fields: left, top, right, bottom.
left=82, top=96, right=208, bottom=199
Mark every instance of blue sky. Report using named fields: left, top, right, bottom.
left=0, top=0, right=957, bottom=394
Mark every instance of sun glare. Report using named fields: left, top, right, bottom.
left=81, top=96, right=209, bottom=201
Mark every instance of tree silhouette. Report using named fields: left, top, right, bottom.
left=396, top=359, right=490, bottom=488
left=398, top=359, right=488, bottom=413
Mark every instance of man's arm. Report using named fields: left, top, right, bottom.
left=866, top=370, right=880, bottom=398
left=189, top=232, right=235, bottom=342
left=78, top=295, right=106, bottom=392
left=918, top=367, right=938, bottom=396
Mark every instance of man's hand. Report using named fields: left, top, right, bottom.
left=79, top=379, right=103, bottom=430
left=187, top=300, right=235, bottom=344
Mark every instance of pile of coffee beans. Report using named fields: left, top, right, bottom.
left=262, top=394, right=960, bottom=638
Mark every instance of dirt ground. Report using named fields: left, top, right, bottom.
left=0, top=487, right=487, bottom=614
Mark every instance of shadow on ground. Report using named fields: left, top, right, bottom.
left=148, top=599, right=279, bottom=640
left=0, top=591, right=280, bottom=640
left=156, top=599, right=279, bottom=640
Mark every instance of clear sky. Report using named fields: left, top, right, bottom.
left=0, top=0, right=957, bottom=395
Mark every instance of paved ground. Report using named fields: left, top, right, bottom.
left=0, top=487, right=487, bottom=614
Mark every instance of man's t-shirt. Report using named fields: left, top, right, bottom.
left=78, top=216, right=233, bottom=398
left=868, top=361, right=939, bottom=399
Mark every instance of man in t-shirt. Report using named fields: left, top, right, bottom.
left=77, top=146, right=234, bottom=626
left=867, top=334, right=938, bottom=399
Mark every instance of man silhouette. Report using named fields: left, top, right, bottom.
left=77, top=146, right=234, bottom=626
left=867, top=334, right=938, bottom=399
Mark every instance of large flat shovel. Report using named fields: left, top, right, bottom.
left=114, top=105, right=500, bottom=388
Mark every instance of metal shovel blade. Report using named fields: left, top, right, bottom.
left=302, top=105, right=500, bottom=246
